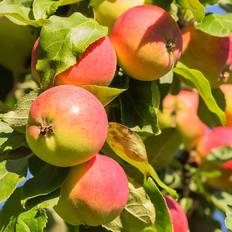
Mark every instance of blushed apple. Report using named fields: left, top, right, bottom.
left=110, top=5, right=182, bottom=81
left=165, top=195, right=189, bottom=232
left=26, top=85, right=108, bottom=167
left=181, top=22, right=230, bottom=88
left=55, top=154, right=129, bottom=226
left=196, top=127, right=232, bottom=190
left=159, top=89, right=208, bottom=149
left=31, top=36, right=117, bottom=87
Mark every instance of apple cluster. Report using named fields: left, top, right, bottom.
left=26, top=2, right=190, bottom=229
left=159, top=85, right=232, bottom=191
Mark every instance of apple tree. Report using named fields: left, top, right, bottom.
left=0, top=0, right=232, bottom=231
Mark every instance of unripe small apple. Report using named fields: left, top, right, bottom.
left=31, top=36, right=117, bottom=86
left=196, top=127, right=232, bottom=190
left=181, top=23, right=230, bottom=88
left=26, top=85, right=108, bottom=167
left=165, top=195, right=189, bottom=232
left=110, top=5, right=182, bottom=81
left=159, top=89, right=208, bottom=149
left=55, top=154, right=129, bottom=226
left=92, top=0, right=152, bottom=31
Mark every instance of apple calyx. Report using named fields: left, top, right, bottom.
left=39, top=118, right=53, bottom=137
left=220, top=64, right=232, bottom=83
left=166, top=38, right=176, bottom=54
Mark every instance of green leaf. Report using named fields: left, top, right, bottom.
left=120, top=79, right=160, bottom=135
left=106, top=123, right=177, bottom=197
left=106, top=122, right=149, bottom=175
left=196, top=13, right=232, bottom=36
left=177, top=0, right=205, bottom=22
left=210, top=191, right=232, bottom=231
left=0, top=147, right=32, bottom=163
left=1, top=90, right=39, bottom=131
left=0, top=158, right=27, bottom=203
left=21, top=163, right=68, bottom=207
left=25, top=190, right=59, bottom=210
left=37, top=12, right=107, bottom=89
left=81, top=85, right=126, bottom=106
left=0, top=188, right=24, bottom=229
left=16, top=207, right=48, bottom=232
left=32, top=0, right=62, bottom=20
left=32, top=0, right=81, bottom=20
left=0, top=187, right=58, bottom=231
left=205, top=146, right=232, bottom=163
left=198, top=87, right=226, bottom=127
left=0, top=0, right=44, bottom=26
left=148, top=165, right=178, bottom=199
left=174, top=62, right=226, bottom=125
left=225, top=206, right=232, bottom=231
left=143, top=178, right=173, bottom=232
left=0, top=121, right=26, bottom=152
left=145, top=129, right=182, bottom=170
left=103, top=182, right=156, bottom=232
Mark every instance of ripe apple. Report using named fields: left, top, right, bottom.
left=220, top=84, right=232, bottom=127
left=92, top=0, right=152, bottom=32
left=196, top=127, right=232, bottom=190
left=31, top=36, right=117, bottom=86
left=0, top=17, right=36, bottom=73
left=159, top=89, right=208, bottom=149
left=26, top=85, right=108, bottom=167
left=180, top=23, right=230, bottom=88
left=110, top=5, right=182, bottom=81
left=165, top=195, right=189, bottom=232
left=54, top=154, right=129, bottom=226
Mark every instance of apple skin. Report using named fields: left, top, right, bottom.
left=26, top=85, right=108, bottom=167
left=220, top=84, right=232, bottom=126
left=196, top=127, right=232, bottom=190
left=92, top=0, right=152, bottom=31
left=159, top=89, right=208, bottom=149
left=110, top=5, right=182, bottom=81
left=54, top=154, right=129, bottom=226
left=180, top=23, right=230, bottom=88
left=165, top=195, right=189, bottom=232
left=31, top=36, right=117, bottom=86
left=0, top=17, right=37, bottom=73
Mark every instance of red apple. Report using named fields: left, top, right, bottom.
left=26, top=85, right=108, bottom=167
left=181, top=23, right=230, bottom=88
left=110, top=5, right=182, bottom=81
left=31, top=36, right=117, bottom=86
left=165, top=195, right=189, bottom=232
left=159, top=89, right=208, bottom=149
left=54, top=154, right=129, bottom=226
